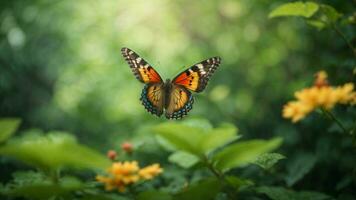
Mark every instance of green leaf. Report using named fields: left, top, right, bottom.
left=253, top=153, right=285, bottom=170
left=306, top=20, right=326, bottom=30
left=285, top=153, right=316, bottom=186
left=225, top=176, right=254, bottom=191
left=181, top=118, right=213, bottom=131
left=0, top=132, right=110, bottom=171
left=199, top=123, right=239, bottom=154
left=168, top=151, right=200, bottom=169
left=212, top=138, right=282, bottom=172
left=137, top=191, right=172, bottom=200
left=256, top=186, right=330, bottom=200
left=0, top=118, right=21, bottom=143
left=1, top=172, right=83, bottom=200
left=153, top=122, right=206, bottom=156
left=269, top=1, right=319, bottom=18
left=173, top=178, right=221, bottom=200
left=320, top=4, right=342, bottom=23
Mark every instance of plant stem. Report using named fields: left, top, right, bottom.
left=330, top=23, right=356, bottom=59
left=203, top=156, right=236, bottom=200
left=321, top=108, right=348, bottom=135
left=315, top=2, right=356, bottom=59
left=50, top=169, right=60, bottom=184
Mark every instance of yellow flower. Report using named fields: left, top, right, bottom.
left=96, top=175, right=116, bottom=191
left=96, top=161, right=163, bottom=192
left=282, top=101, right=312, bottom=123
left=333, top=83, right=355, bottom=104
left=139, top=164, right=163, bottom=180
left=283, top=71, right=355, bottom=122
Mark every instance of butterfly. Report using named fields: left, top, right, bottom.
left=121, top=47, right=221, bottom=119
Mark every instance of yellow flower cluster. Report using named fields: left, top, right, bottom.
left=96, top=161, right=163, bottom=192
left=283, top=71, right=356, bottom=122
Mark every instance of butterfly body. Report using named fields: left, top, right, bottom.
left=121, top=47, right=221, bottom=119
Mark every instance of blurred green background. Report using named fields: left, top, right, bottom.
left=0, top=0, right=355, bottom=198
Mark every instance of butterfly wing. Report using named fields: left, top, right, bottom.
left=165, top=84, right=194, bottom=119
left=121, top=47, right=163, bottom=83
left=141, top=83, right=165, bottom=117
left=172, top=57, right=221, bottom=92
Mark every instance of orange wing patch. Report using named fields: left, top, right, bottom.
left=121, top=47, right=162, bottom=84
left=137, top=66, right=162, bottom=83
left=172, top=70, right=200, bottom=91
left=172, top=57, right=221, bottom=92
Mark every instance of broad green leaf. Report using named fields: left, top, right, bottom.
left=253, top=153, right=285, bottom=170
left=137, top=191, right=172, bottom=200
left=199, top=123, right=240, bottom=154
left=269, top=1, right=319, bottom=18
left=0, top=132, right=110, bottom=171
left=153, top=122, right=206, bottom=156
left=212, top=138, right=282, bottom=172
left=256, top=186, right=330, bottom=200
left=306, top=20, right=326, bottom=30
left=1, top=172, right=83, bottom=200
left=285, top=153, right=316, bottom=186
left=320, top=4, right=342, bottom=23
left=225, top=176, right=254, bottom=191
left=181, top=118, right=213, bottom=131
left=168, top=151, right=200, bottom=169
left=0, top=118, right=21, bottom=143
left=173, top=178, right=221, bottom=200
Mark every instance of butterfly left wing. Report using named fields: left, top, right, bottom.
left=141, top=83, right=165, bottom=117
left=121, top=47, right=163, bottom=84
left=165, top=84, right=194, bottom=119
left=172, top=57, right=221, bottom=92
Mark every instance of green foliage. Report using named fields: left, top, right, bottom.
left=256, top=186, right=331, bottom=200
left=199, top=123, right=239, bottom=155
left=306, top=4, right=343, bottom=30
left=173, top=178, right=221, bottom=200
left=0, top=0, right=355, bottom=199
left=0, top=118, right=21, bottom=143
left=168, top=151, right=199, bottom=169
left=269, top=1, right=319, bottom=18
left=253, top=153, right=286, bottom=170
left=320, top=4, right=342, bottom=23
left=212, top=138, right=283, bottom=172
left=285, top=153, right=316, bottom=186
left=153, top=122, right=206, bottom=156
left=137, top=191, right=172, bottom=200
left=225, top=176, right=254, bottom=191
left=0, top=132, right=110, bottom=171
left=154, top=121, right=283, bottom=173
left=153, top=121, right=239, bottom=157
left=0, top=171, right=83, bottom=200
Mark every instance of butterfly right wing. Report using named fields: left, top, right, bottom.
left=172, top=57, right=221, bottom=92
left=165, top=84, right=194, bottom=119
left=121, top=47, right=163, bottom=84
left=141, top=83, right=165, bottom=117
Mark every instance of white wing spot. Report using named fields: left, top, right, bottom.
left=196, top=64, right=204, bottom=69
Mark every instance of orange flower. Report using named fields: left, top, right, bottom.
left=96, top=161, right=163, bottom=192
left=283, top=71, right=355, bottom=122
left=139, top=164, right=163, bottom=180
